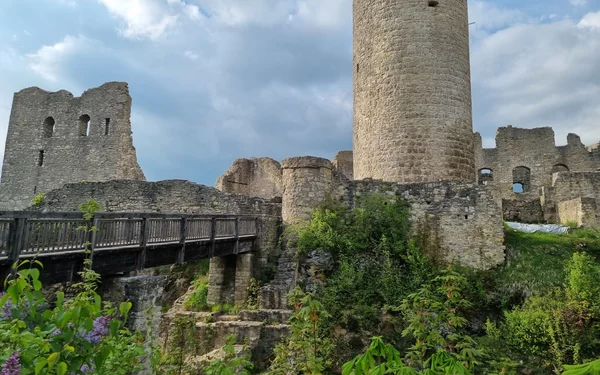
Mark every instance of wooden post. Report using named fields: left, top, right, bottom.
left=88, top=216, right=99, bottom=265
left=234, top=217, right=239, bottom=254
left=210, top=217, right=216, bottom=258
left=137, top=216, right=149, bottom=271
left=177, top=217, right=187, bottom=264
left=7, top=218, right=26, bottom=265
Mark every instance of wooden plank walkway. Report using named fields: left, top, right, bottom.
left=0, top=211, right=258, bottom=285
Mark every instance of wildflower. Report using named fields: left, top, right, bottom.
left=0, top=352, right=20, bottom=375
left=82, top=315, right=111, bottom=344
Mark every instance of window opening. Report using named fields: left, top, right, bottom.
left=512, top=166, right=531, bottom=193
left=428, top=0, right=439, bottom=7
left=105, top=118, right=110, bottom=135
left=356, top=64, right=359, bottom=73
left=43, top=117, right=55, bottom=138
left=79, top=114, right=91, bottom=136
left=478, top=168, right=493, bottom=185
left=513, top=183, right=524, bottom=194
left=551, top=164, right=569, bottom=174
left=38, top=150, right=44, bottom=167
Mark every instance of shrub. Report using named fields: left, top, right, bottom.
left=183, top=277, right=209, bottom=312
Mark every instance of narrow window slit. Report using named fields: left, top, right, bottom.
left=105, top=118, right=110, bottom=135
left=38, top=150, right=44, bottom=166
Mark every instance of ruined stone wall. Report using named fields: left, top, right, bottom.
left=502, top=197, right=544, bottom=223
left=551, top=172, right=600, bottom=203
left=216, top=157, right=283, bottom=200
left=332, top=151, right=353, bottom=181
left=0, top=82, right=145, bottom=210
left=344, top=180, right=505, bottom=269
left=557, top=197, right=598, bottom=228
left=475, top=127, right=600, bottom=200
left=353, top=0, right=475, bottom=184
left=37, top=179, right=280, bottom=216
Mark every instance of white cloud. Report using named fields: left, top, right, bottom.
left=184, top=50, right=198, bottom=60
left=472, top=15, right=600, bottom=145
left=27, top=35, right=92, bottom=82
left=98, top=0, right=202, bottom=40
left=569, top=0, right=587, bottom=6
left=578, top=11, right=600, bottom=29
left=468, top=0, right=527, bottom=31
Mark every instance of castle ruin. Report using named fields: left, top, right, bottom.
left=0, top=0, right=599, bottom=310
left=0, top=82, right=145, bottom=210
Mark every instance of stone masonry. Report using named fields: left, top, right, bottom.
left=216, top=157, right=283, bottom=200
left=0, top=82, right=145, bottom=210
left=474, top=127, right=600, bottom=224
left=353, top=0, right=475, bottom=183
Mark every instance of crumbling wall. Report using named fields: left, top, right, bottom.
left=216, top=157, right=283, bottom=200
left=502, top=197, right=544, bottom=223
left=346, top=180, right=505, bottom=269
left=0, top=82, right=145, bottom=210
left=474, top=127, right=600, bottom=200
left=551, top=172, right=600, bottom=202
left=557, top=197, right=598, bottom=228
left=332, top=151, right=353, bottom=181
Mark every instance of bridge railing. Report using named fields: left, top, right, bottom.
left=0, top=212, right=259, bottom=262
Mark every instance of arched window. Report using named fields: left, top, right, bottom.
left=79, top=114, right=91, bottom=136
left=551, top=164, right=569, bottom=174
left=478, top=168, right=493, bottom=185
left=43, top=117, right=55, bottom=138
left=512, top=166, right=531, bottom=193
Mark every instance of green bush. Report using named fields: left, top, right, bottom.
left=183, top=277, right=209, bottom=312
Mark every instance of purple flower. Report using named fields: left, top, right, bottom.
left=80, top=363, right=92, bottom=373
left=0, top=352, right=20, bottom=375
left=0, top=292, right=30, bottom=320
left=50, top=328, right=62, bottom=337
left=81, top=316, right=111, bottom=344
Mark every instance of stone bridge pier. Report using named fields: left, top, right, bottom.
left=207, top=216, right=281, bottom=306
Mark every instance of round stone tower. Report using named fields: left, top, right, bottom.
left=353, top=0, right=475, bottom=183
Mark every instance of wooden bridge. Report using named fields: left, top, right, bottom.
left=0, top=212, right=258, bottom=286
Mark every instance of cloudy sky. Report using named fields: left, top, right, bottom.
left=1, top=0, right=599, bottom=186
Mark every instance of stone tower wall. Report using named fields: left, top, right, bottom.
left=0, top=82, right=145, bottom=210
left=281, top=156, right=334, bottom=223
left=353, top=0, right=475, bottom=183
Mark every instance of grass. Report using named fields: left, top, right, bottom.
left=494, top=226, right=600, bottom=298
left=183, top=275, right=209, bottom=311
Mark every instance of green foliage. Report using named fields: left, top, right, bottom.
left=291, top=194, right=434, bottom=335
left=201, top=336, right=253, bottom=375
left=501, top=252, right=600, bottom=373
left=245, top=278, right=261, bottom=310
left=267, top=287, right=334, bottom=375
left=562, top=359, right=600, bottom=375
left=30, top=193, right=46, bottom=208
left=183, top=277, right=209, bottom=312
left=395, top=267, right=482, bottom=372
left=79, top=199, right=102, bottom=219
left=0, top=198, right=147, bottom=375
left=342, top=336, right=416, bottom=375
left=0, top=259, right=143, bottom=375
left=496, top=227, right=600, bottom=299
